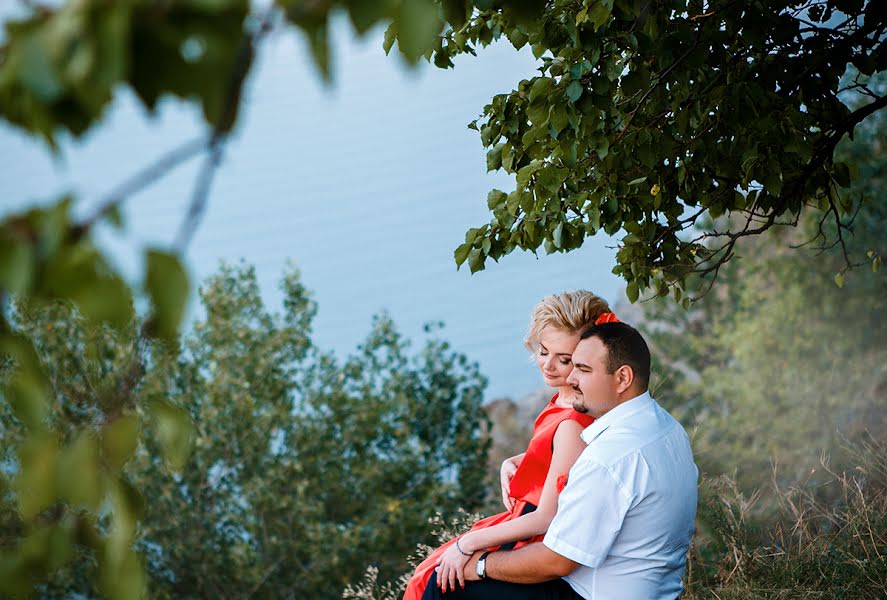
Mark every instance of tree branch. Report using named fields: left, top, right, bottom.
left=72, top=136, right=208, bottom=241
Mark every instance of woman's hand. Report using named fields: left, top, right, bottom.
left=435, top=539, right=472, bottom=593
left=500, top=453, right=523, bottom=510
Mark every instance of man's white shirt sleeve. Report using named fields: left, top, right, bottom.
left=543, top=458, right=634, bottom=567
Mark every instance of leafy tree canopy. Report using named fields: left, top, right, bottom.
left=418, top=1, right=885, bottom=303
left=637, top=105, right=886, bottom=492
left=1, top=264, right=491, bottom=599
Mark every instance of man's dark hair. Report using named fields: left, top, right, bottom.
left=580, top=322, right=651, bottom=390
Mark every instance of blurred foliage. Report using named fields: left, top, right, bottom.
left=0, top=199, right=189, bottom=598
left=0, top=0, right=482, bottom=595
left=1, top=264, right=491, bottom=599
left=636, top=101, right=886, bottom=494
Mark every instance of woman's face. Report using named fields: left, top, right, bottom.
left=534, top=326, right=582, bottom=388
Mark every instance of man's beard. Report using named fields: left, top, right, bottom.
left=572, top=400, right=588, bottom=414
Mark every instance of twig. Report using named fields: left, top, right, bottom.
left=175, top=137, right=224, bottom=252
left=172, top=9, right=276, bottom=252
left=73, top=136, right=208, bottom=240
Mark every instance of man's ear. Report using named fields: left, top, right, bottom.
left=615, top=365, right=634, bottom=394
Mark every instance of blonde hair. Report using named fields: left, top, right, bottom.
left=524, top=290, right=611, bottom=350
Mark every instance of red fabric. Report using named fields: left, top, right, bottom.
left=402, top=396, right=595, bottom=600
left=594, top=312, right=620, bottom=325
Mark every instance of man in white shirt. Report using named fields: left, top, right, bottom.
left=421, top=321, right=698, bottom=600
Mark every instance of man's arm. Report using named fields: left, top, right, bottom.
left=462, top=542, right=578, bottom=584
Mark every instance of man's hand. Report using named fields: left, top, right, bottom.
left=500, top=453, right=523, bottom=510
left=462, top=544, right=579, bottom=585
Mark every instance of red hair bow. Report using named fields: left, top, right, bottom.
left=594, top=312, right=620, bottom=325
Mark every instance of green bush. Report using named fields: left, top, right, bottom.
left=1, top=263, right=491, bottom=599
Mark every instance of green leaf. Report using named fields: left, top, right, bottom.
left=834, top=272, right=845, bottom=288
left=145, top=249, right=190, bottom=341
left=150, top=400, right=195, bottom=471
left=304, top=21, right=331, bottom=81
left=7, top=373, right=49, bottom=431
left=346, top=1, right=391, bottom=34
left=833, top=162, right=851, bottom=188
left=56, top=433, right=102, bottom=510
left=501, top=143, right=515, bottom=172
left=595, top=137, right=609, bottom=160
left=102, top=480, right=146, bottom=596
left=19, top=30, right=65, bottom=102
left=129, top=2, right=251, bottom=131
left=521, top=124, right=549, bottom=147
left=626, top=281, right=639, bottom=303
left=553, top=222, right=564, bottom=248
left=529, top=77, right=553, bottom=103
left=566, top=80, right=583, bottom=102
left=516, top=160, right=543, bottom=188
left=454, top=242, right=472, bottom=266
left=487, top=189, right=507, bottom=210
left=396, top=0, right=442, bottom=61
left=763, top=170, right=783, bottom=196
left=383, top=22, right=398, bottom=55
left=467, top=247, right=485, bottom=273
left=14, top=432, right=59, bottom=521
left=536, top=165, right=564, bottom=194
left=0, top=238, right=34, bottom=295
left=588, top=3, right=612, bottom=30
left=101, top=414, right=141, bottom=471
left=506, top=27, right=529, bottom=50
left=587, top=206, right=601, bottom=231
left=72, top=275, right=134, bottom=330
left=621, top=69, right=649, bottom=97
left=486, top=143, right=505, bottom=171
left=99, top=546, right=146, bottom=600
left=550, top=105, right=569, bottom=133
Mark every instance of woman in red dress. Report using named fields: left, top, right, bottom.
left=403, top=291, right=618, bottom=599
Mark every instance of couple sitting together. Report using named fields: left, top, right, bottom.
left=403, top=291, right=698, bottom=600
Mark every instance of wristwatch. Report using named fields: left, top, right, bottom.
left=476, top=551, right=491, bottom=579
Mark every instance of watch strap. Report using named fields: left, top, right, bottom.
left=476, top=551, right=492, bottom=579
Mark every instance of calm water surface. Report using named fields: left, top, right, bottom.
left=0, top=21, right=623, bottom=400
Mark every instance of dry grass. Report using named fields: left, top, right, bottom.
left=342, top=509, right=482, bottom=600
left=344, top=436, right=887, bottom=600
left=685, top=435, right=887, bottom=599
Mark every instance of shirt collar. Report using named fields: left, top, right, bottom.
left=580, top=391, right=655, bottom=445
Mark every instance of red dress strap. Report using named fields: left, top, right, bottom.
left=507, top=395, right=595, bottom=507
